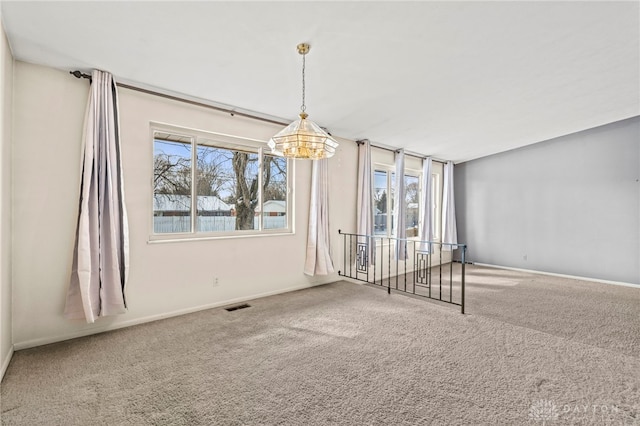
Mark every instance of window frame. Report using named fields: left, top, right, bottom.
left=431, top=172, right=441, bottom=241
left=403, top=172, right=421, bottom=239
left=373, top=166, right=393, bottom=237
left=373, top=164, right=422, bottom=240
left=149, top=123, right=294, bottom=242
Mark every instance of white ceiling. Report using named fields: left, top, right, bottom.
left=2, top=1, right=638, bottom=163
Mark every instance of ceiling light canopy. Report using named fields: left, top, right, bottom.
left=268, top=43, right=338, bottom=160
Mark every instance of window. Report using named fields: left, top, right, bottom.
left=152, top=126, right=291, bottom=239
left=373, top=170, right=392, bottom=236
left=431, top=173, right=440, bottom=239
left=405, top=174, right=420, bottom=237
left=373, top=168, right=420, bottom=238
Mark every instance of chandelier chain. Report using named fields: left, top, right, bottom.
left=301, top=53, right=306, bottom=113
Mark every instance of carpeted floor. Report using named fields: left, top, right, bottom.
left=1, top=265, right=639, bottom=425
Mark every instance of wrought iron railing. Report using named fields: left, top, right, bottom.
left=337, top=230, right=467, bottom=314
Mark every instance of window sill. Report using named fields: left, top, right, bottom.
left=148, top=230, right=295, bottom=244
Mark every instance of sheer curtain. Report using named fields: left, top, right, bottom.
left=356, top=140, right=374, bottom=267
left=64, top=70, right=129, bottom=323
left=304, top=159, right=334, bottom=276
left=442, top=161, right=458, bottom=251
left=393, top=149, right=407, bottom=260
left=419, top=157, right=434, bottom=252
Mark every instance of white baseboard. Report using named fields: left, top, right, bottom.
left=1, top=345, right=14, bottom=382
left=473, top=263, right=639, bottom=288
left=13, top=282, right=322, bottom=351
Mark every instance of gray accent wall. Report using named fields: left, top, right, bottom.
left=455, top=116, right=639, bottom=285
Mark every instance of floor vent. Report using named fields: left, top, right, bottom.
left=225, top=303, right=251, bottom=312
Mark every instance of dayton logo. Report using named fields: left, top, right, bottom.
left=529, top=399, right=559, bottom=425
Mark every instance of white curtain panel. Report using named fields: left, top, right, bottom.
left=64, top=70, right=129, bottom=323
left=393, top=149, right=407, bottom=260
left=418, top=157, right=434, bottom=253
left=442, top=161, right=458, bottom=251
left=304, top=159, right=335, bottom=276
left=356, top=140, right=375, bottom=266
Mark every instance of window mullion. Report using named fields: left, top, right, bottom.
left=387, top=172, right=392, bottom=237
left=191, top=137, right=197, bottom=233
left=258, top=147, right=264, bottom=231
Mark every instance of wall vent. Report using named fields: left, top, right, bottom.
left=225, top=303, right=251, bottom=312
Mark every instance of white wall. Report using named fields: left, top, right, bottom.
left=455, top=116, right=640, bottom=285
left=0, top=16, right=14, bottom=379
left=11, top=62, right=358, bottom=349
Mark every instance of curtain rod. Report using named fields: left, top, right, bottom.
left=71, top=70, right=450, bottom=162
left=70, top=70, right=290, bottom=127
left=356, top=139, right=447, bottom=164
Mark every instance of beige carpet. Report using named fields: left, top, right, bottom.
left=1, top=265, right=639, bottom=425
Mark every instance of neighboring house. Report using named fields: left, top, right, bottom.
left=154, top=195, right=286, bottom=217
left=153, top=194, right=233, bottom=216
left=259, top=200, right=286, bottom=216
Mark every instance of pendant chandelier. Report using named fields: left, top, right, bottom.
left=268, top=43, right=339, bottom=160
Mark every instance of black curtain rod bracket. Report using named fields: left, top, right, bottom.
left=70, top=70, right=91, bottom=81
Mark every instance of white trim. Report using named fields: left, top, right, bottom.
left=150, top=121, right=269, bottom=146
left=1, top=345, right=14, bottom=381
left=13, top=282, right=325, bottom=351
left=148, top=229, right=295, bottom=244
left=473, top=263, right=639, bottom=288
